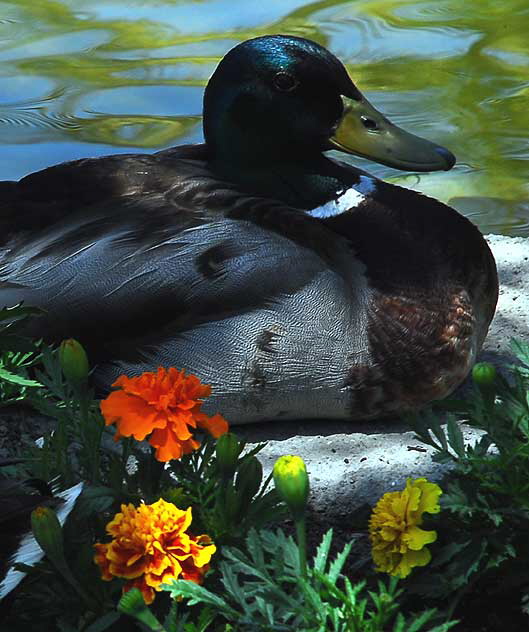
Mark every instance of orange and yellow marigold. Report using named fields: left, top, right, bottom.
left=94, top=498, right=215, bottom=604
left=369, top=477, right=442, bottom=579
left=100, top=367, right=228, bottom=461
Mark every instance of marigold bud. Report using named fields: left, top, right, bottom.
left=273, top=455, right=309, bottom=520
left=236, top=456, right=263, bottom=502
left=216, top=432, right=241, bottom=477
left=32, top=502, right=91, bottom=602
left=59, top=338, right=89, bottom=383
left=31, top=506, right=65, bottom=564
left=472, top=362, right=497, bottom=386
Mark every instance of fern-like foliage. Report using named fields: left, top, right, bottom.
left=162, top=529, right=456, bottom=632
left=408, top=339, right=529, bottom=621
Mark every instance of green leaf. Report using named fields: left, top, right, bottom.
left=446, top=416, right=465, bottom=458
left=430, top=417, right=449, bottom=452
left=315, top=569, right=349, bottom=599
left=427, top=622, right=459, bottom=632
left=0, top=366, right=42, bottom=386
left=246, top=528, right=267, bottom=572
left=254, top=596, right=276, bottom=625
left=451, top=538, right=488, bottom=587
left=221, top=564, right=247, bottom=610
left=193, top=607, right=216, bottom=632
left=313, top=529, right=333, bottom=573
left=118, top=588, right=167, bottom=631
left=164, top=579, right=239, bottom=618
left=403, top=609, right=437, bottom=632
left=429, top=540, right=467, bottom=568
left=511, top=338, right=529, bottom=368
left=84, top=612, right=121, bottom=632
left=408, top=413, right=438, bottom=448
left=327, top=540, right=353, bottom=583
left=75, top=486, right=116, bottom=519
left=408, top=410, right=451, bottom=455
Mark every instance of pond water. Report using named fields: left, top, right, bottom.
left=1, top=0, right=528, bottom=235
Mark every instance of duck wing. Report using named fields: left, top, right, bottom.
left=0, top=159, right=367, bottom=412
left=0, top=144, right=210, bottom=234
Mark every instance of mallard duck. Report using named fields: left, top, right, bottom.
left=0, top=35, right=498, bottom=423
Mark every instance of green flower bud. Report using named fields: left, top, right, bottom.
left=273, top=455, right=309, bottom=520
left=472, top=362, right=497, bottom=386
left=31, top=506, right=65, bottom=566
left=32, top=504, right=93, bottom=605
left=216, top=432, right=241, bottom=477
left=235, top=456, right=263, bottom=503
left=59, top=338, right=89, bottom=383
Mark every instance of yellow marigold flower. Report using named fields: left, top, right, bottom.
left=93, top=499, right=215, bottom=604
left=100, top=367, right=228, bottom=462
left=368, top=477, right=442, bottom=579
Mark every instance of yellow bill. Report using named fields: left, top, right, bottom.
left=330, top=94, right=455, bottom=172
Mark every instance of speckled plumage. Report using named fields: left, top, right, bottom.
left=0, top=36, right=498, bottom=424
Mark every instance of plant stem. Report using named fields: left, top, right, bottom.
left=445, top=574, right=478, bottom=624
left=121, top=437, right=132, bottom=492
left=295, top=516, right=307, bottom=577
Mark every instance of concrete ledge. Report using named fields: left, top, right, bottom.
left=239, top=235, right=529, bottom=517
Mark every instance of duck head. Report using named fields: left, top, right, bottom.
left=204, top=35, right=455, bottom=172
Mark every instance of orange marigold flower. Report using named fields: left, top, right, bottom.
left=93, top=499, right=215, bottom=604
left=100, top=367, right=228, bottom=461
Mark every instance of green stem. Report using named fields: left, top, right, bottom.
left=77, top=384, right=100, bottom=484
left=56, top=411, right=71, bottom=484
left=445, top=574, right=478, bottom=623
left=295, top=516, right=307, bottom=577
left=121, top=437, right=132, bottom=492
left=54, top=559, right=94, bottom=608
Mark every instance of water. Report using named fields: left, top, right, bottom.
left=1, top=0, right=528, bottom=235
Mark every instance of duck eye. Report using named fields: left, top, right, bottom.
left=273, top=71, right=298, bottom=92
left=361, top=116, right=378, bottom=131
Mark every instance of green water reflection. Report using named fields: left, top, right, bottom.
left=1, top=0, right=528, bottom=235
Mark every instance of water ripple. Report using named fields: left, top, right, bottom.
left=0, top=0, right=527, bottom=235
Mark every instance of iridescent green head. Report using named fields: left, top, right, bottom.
left=203, top=35, right=455, bottom=171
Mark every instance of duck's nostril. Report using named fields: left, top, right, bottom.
left=361, top=116, right=378, bottom=131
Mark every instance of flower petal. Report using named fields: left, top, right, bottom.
left=403, top=525, right=437, bottom=551
left=197, top=413, right=229, bottom=438
left=94, top=500, right=215, bottom=604
left=100, top=391, right=166, bottom=440
left=392, top=549, right=432, bottom=578
left=369, top=477, right=442, bottom=579
left=152, top=430, right=201, bottom=462
left=100, top=367, right=228, bottom=462
left=414, top=479, right=442, bottom=516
